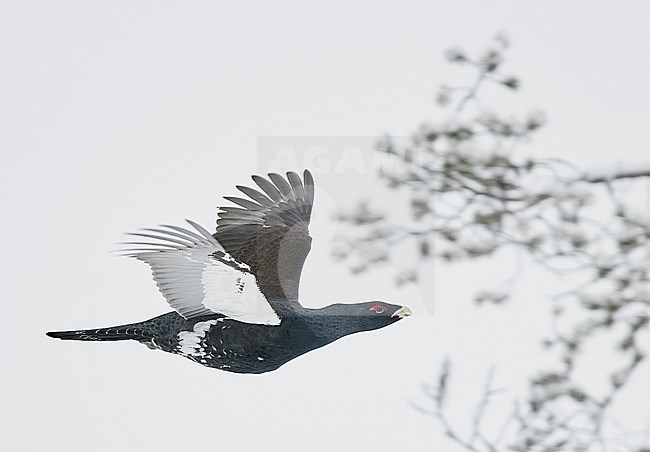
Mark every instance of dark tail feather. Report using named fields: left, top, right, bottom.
left=47, top=324, right=152, bottom=342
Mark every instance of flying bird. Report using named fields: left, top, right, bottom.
left=47, top=170, right=412, bottom=374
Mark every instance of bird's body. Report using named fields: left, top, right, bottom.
left=48, top=170, right=411, bottom=374
left=51, top=311, right=322, bottom=374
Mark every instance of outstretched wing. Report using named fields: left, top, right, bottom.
left=123, top=220, right=281, bottom=325
left=215, top=170, right=314, bottom=305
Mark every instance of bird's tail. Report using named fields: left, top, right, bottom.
left=47, top=323, right=152, bottom=342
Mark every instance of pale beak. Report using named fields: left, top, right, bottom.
left=391, top=306, right=413, bottom=318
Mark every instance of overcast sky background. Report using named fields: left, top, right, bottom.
left=2, top=2, right=650, bottom=451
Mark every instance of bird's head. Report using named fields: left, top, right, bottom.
left=312, top=301, right=412, bottom=339
left=359, top=301, right=413, bottom=323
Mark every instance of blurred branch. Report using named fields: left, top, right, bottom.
left=418, top=363, right=504, bottom=452
left=335, top=35, right=650, bottom=451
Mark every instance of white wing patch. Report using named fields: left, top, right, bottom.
left=201, top=266, right=269, bottom=318
left=123, top=220, right=281, bottom=325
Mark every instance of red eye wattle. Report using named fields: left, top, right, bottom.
left=369, top=303, right=387, bottom=314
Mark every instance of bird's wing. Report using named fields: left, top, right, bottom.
left=123, top=220, right=280, bottom=325
left=215, top=170, right=314, bottom=304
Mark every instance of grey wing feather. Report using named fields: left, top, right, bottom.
left=236, top=186, right=274, bottom=207
left=269, top=173, right=295, bottom=200
left=215, top=170, right=314, bottom=304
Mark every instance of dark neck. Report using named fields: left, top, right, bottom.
left=296, top=306, right=376, bottom=342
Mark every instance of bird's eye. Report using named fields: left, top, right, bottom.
left=369, top=304, right=387, bottom=314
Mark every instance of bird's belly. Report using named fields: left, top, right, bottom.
left=182, top=344, right=292, bottom=374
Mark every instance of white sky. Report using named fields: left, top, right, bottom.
left=2, top=1, right=649, bottom=451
